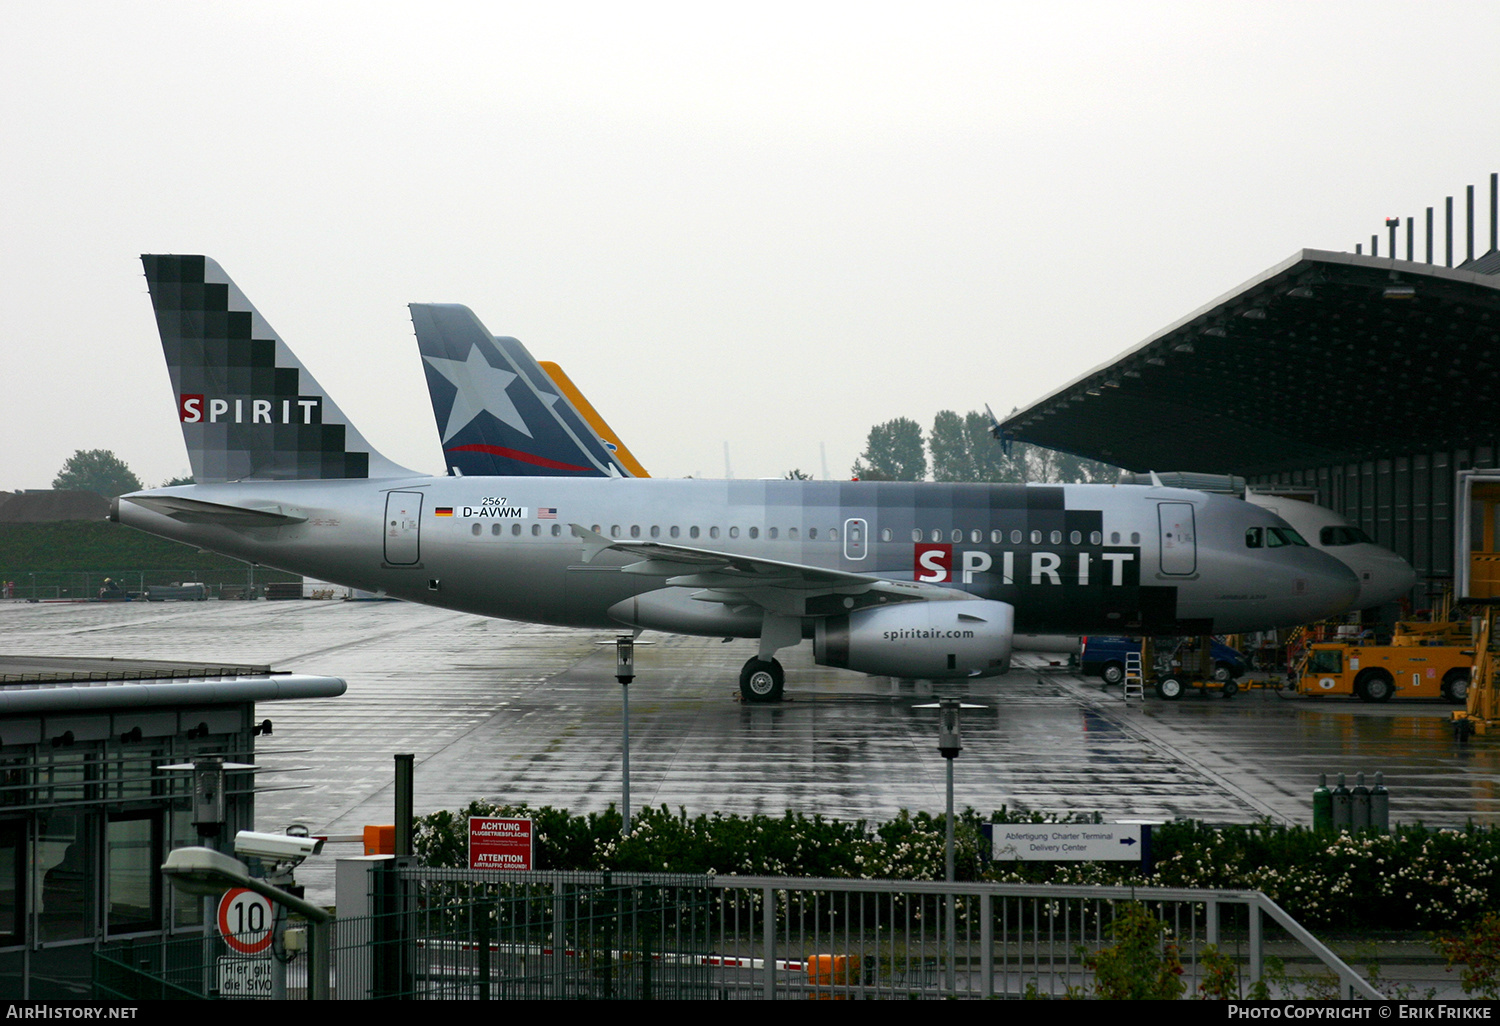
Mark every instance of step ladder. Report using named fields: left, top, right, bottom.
left=1123, top=651, right=1145, bottom=699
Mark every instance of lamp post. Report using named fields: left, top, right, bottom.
left=915, top=698, right=985, bottom=995
left=616, top=635, right=634, bottom=836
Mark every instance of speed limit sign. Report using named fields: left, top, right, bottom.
left=218, top=888, right=275, bottom=955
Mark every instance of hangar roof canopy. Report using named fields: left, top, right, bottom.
left=1000, top=249, right=1500, bottom=476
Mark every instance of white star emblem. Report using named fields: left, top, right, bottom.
left=424, top=344, right=532, bottom=442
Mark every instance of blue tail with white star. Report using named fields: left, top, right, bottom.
left=409, top=304, right=631, bottom=478
left=141, top=255, right=414, bottom=483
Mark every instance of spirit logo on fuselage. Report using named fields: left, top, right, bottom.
left=914, top=543, right=1137, bottom=586
left=179, top=394, right=323, bottom=425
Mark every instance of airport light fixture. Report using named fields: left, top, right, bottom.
left=161, top=846, right=332, bottom=999
left=916, top=697, right=986, bottom=996
left=616, top=635, right=634, bottom=837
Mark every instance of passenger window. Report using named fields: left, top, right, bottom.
left=690, top=527, right=700, bottom=539
left=789, top=528, right=799, bottom=540
left=1090, top=531, right=1102, bottom=545
left=1030, top=530, right=1042, bottom=544
left=710, top=527, right=720, bottom=539
left=970, top=530, right=982, bottom=543
left=670, top=526, right=680, bottom=538
left=551, top=524, right=562, bottom=536
left=471, top=524, right=482, bottom=536
left=1050, top=530, right=1062, bottom=544
left=630, top=525, right=641, bottom=538
left=1110, top=532, right=1120, bottom=544
left=931, top=529, right=942, bottom=542
left=809, top=528, right=818, bottom=540
left=492, top=524, right=502, bottom=536
left=532, top=524, right=540, bottom=536
left=912, top=529, right=923, bottom=542
left=749, top=527, right=759, bottom=539
left=729, top=527, right=739, bottom=539
left=512, top=523, right=522, bottom=536
left=881, top=528, right=892, bottom=542
left=1070, top=531, right=1081, bottom=545
left=768, top=527, right=778, bottom=539
left=830, top=528, right=839, bottom=540
left=650, top=526, right=660, bottom=538
left=610, top=525, right=621, bottom=538
left=1011, top=530, right=1022, bottom=544
left=1130, top=532, right=1140, bottom=544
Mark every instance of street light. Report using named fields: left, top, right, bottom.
left=915, top=697, right=986, bottom=995
left=161, top=847, right=333, bottom=999
left=616, top=635, right=635, bottom=837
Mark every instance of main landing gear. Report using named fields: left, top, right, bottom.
left=740, top=657, right=785, bottom=703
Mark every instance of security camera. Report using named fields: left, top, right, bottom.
left=234, top=830, right=324, bottom=862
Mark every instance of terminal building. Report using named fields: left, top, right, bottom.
left=1000, top=174, right=1500, bottom=609
left=0, top=657, right=344, bottom=998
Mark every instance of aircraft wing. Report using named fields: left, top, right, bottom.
left=574, top=526, right=958, bottom=616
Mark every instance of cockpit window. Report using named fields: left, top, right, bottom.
left=1265, top=527, right=1309, bottom=547
left=1320, top=526, right=1373, bottom=546
left=1245, top=527, right=1263, bottom=549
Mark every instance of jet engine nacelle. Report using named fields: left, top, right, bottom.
left=813, top=600, right=1014, bottom=679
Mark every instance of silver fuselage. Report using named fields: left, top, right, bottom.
left=116, top=477, right=1360, bottom=637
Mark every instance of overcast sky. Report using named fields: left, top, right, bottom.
left=3, top=1, right=1498, bottom=489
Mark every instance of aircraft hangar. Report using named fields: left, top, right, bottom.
left=1000, top=174, right=1500, bottom=607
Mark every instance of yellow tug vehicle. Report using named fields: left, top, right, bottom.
left=1297, top=620, right=1471, bottom=704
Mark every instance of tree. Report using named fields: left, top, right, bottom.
left=52, top=449, right=143, bottom=497
left=783, top=468, right=812, bottom=480
left=929, top=410, right=1019, bottom=483
left=929, top=408, right=1122, bottom=484
left=851, top=418, right=926, bottom=481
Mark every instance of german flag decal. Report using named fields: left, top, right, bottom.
left=435, top=507, right=454, bottom=517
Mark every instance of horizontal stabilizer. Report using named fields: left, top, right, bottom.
left=122, top=494, right=307, bottom=527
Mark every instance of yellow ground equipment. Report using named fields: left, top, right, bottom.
left=1297, top=623, right=1472, bottom=703
left=1454, top=605, right=1500, bottom=738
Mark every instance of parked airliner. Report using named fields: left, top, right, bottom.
left=113, top=256, right=1361, bottom=701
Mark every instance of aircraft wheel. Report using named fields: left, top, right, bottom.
left=1155, top=676, right=1184, bottom=700
left=1212, top=661, right=1236, bottom=683
left=1222, top=679, right=1239, bottom=698
left=740, top=658, right=785, bottom=703
left=1443, top=671, right=1470, bottom=705
left=1101, top=662, right=1125, bottom=686
left=1358, top=671, right=1394, bottom=704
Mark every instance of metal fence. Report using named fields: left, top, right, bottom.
left=344, top=868, right=1379, bottom=1000
left=96, top=870, right=1380, bottom=999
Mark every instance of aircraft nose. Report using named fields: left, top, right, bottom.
left=1299, top=553, right=1361, bottom=621
left=1354, top=551, right=1419, bottom=609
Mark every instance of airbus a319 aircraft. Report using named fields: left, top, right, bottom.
left=114, top=256, right=1362, bottom=702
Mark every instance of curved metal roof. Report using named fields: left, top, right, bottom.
left=1000, top=249, right=1500, bottom=475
